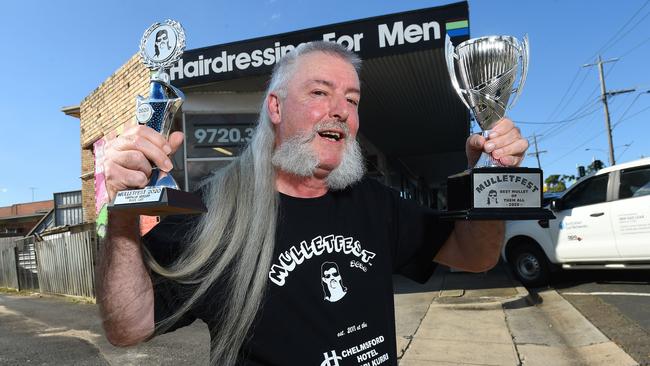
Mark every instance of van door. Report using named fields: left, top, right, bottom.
left=611, top=165, right=650, bottom=259
left=551, top=173, right=619, bottom=261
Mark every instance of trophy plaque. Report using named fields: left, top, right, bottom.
left=109, top=19, right=206, bottom=216
left=443, top=34, right=553, bottom=220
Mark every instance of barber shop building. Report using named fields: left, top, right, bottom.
left=66, top=1, right=470, bottom=223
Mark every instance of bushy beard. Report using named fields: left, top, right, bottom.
left=271, top=120, right=365, bottom=190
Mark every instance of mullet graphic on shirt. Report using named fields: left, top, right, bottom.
left=268, top=234, right=376, bottom=287
left=321, top=261, right=348, bottom=302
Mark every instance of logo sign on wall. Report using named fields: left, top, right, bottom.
left=170, top=2, right=469, bottom=87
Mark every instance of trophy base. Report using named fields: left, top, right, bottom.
left=108, top=187, right=207, bottom=216
left=440, top=208, right=555, bottom=220
left=442, top=167, right=555, bottom=221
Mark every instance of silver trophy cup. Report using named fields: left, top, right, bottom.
left=445, top=35, right=528, bottom=167
left=442, top=34, right=552, bottom=220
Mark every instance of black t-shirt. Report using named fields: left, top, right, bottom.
left=143, top=178, right=453, bottom=366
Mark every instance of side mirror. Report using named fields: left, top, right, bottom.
left=550, top=198, right=563, bottom=211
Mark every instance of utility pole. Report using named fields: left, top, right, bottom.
left=583, top=55, right=635, bottom=166
left=29, top=187, right=37, bottom=202
left=527, top=133, right=547, bottom=168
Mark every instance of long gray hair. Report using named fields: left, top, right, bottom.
left=145, top=41, right=361, bottom=365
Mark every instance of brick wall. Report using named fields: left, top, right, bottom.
left=79, top=53, right=150, bottom=222
left=0, top=200, right=53, bottom=235
left=0, top=200, right=54, bottom=218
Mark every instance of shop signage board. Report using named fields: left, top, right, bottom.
left=170, top=1, right=468, bottom=87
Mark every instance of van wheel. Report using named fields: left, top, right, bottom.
left=509, top=242, right=550, bottom=288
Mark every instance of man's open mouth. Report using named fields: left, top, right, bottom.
left=318, top=130, right=345, bottom=141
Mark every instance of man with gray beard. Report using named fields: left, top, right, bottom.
left=98, top=41, right=529, bottom=366
left=271, top=119, right=365, bottom=190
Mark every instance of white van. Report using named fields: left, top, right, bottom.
left=502, top=157, right=650, bottom=287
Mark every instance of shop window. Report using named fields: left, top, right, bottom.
left=184, top=113, right=257, bottom=191
left=185, top=114, right=257, bottom=159
left=187, top=160, right=231, bottom=191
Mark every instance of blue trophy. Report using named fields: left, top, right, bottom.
left=109, top=20, right=206, bottom=215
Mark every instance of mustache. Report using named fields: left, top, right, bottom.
left=294, top=120, right=351, bottom=144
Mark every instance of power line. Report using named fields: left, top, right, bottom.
left=612, top=89, right=650, bottom=129
left=544, top=68, right=588, bottom=122
left=535, top=81, right=603, bottom=136
left=589, top=0, right=650, bottom=59
left=535, top=100, right=601, bottom=143
left=544, top=127, right=607, bottom=168
left=613, top=104, right=650, bottom=129
left=547, top=68, right=592, bottom=122
left=531, top=2, right=650, bottom=171
left=540, top=96, right=632, bottom=165
left=619, top=35, right=650, bottom=58
left=541, top=1, right=649, bottom=128
left=534, top=61, right=620, bottom=144
left=598, top=8, right=650, bottom=56
left=516, top=100, right=601, bottom=125
left=617, top=141, right=634, bottom=161
left=545, top=94, right=647, bottom=170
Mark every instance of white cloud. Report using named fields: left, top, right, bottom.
left=271, top=13, right=281, bottom=20
left=0, top=188, right=7, bottom=193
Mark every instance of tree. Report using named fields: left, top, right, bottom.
left=545, top=175, right=566, bottom=192
left=587, top=159, right=606, bottom=174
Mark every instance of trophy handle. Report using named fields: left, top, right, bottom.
left=445, top=35, right=471, bottom=112
left=508, top=34, right=529, bottom=110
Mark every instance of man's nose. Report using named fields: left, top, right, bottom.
left=329, top=95, right=350, bottom=122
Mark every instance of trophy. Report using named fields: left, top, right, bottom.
left=443, top=34, right=553, bottom=220
left=109, top=19, right=206, bottom=215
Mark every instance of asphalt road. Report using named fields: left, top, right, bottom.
left=548, top=269, right=650, bottom=366
left=0, top=293, right=210, bottom=365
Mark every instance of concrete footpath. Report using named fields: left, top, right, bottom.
left=0, top=263, right=640, bottom=365
left=394, top=264, right=639, bottom=366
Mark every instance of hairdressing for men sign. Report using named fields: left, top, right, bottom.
left=170, top=1, right=469, bottom=87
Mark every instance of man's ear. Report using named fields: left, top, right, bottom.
left=267, top=93, right=282, bottom=125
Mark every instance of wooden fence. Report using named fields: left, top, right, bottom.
left=36, top=230, right=98, bottom=298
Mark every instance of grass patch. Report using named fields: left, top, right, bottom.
left=63, top=295, right=96, bottom=305
left=0, top=287, right=95, bottom=304
left=0, top=287, right=32, bottom=296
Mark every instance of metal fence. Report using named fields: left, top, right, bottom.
left=0, top=237, right=19, bottom=246
left=0, top=242, right=18, bottom=289
left=0, top=226, right=98, bottom=298
left=36, top=230, right=98, bottom=298
left=14, top=236, right=39, bottom=291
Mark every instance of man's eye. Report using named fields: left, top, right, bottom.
left=347, top=98, right=359, bottom=106
left=312, top=90, right=327, bottom=96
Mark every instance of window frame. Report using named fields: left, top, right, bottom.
left=615, top=164, right=650, bottom=200
left=560, top=173, right=611, bottom=210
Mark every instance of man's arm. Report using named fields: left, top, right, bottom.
left=434, top=220, right=504, bottom=272
left=434, top=118, right=527, bottom=272
left=96, top=125, right=184, bottom=346
left=97, top=211, right=155, bottom=346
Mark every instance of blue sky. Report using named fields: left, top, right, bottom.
left=1, top=0, right=649, bottom=206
